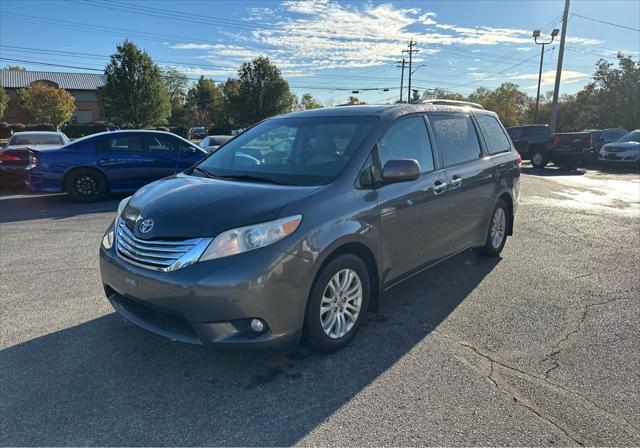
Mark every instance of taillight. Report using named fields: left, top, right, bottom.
left=0, top=153, right=21, bottom=161
left=587, top=135, right=593, bottom=145
left=515, top=152, right=522, bottom=166
left=551, top=136, right=561, bottom=145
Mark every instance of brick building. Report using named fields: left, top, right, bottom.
left=0, top=70, right=107, bottom=124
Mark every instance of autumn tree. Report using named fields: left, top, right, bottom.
left=18, top=82, right=75, bottom=127
left=186, top=76, right=225, bottom=128
left=101, top=40, right=171, bottom=127
left=347, top=96, right=366, bottom=105
left=300, top=92, right=322, bottom=110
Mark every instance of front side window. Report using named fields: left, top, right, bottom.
left=377, top=116, right=434, bottom=173
left=476, top=114, right=511, bottom=155
left=95, top=135, right=144, bottom=152
left=144, top=134, right=177, bottom=152
left=195, top=116, right=377, bottom=186
left=430, top=114, right=481, bottom=167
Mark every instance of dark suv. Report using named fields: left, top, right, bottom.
left=99, top=102, right=520, bottom=353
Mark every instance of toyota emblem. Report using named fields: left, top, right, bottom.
left=139, top=219, right=154, bottom=234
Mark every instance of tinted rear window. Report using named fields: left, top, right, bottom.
left=522, top=126, right=550, bottom=137
left=476, top=114, right=511, bottom=155
left=8, top=134, right=64, bottom=146
left=430, top=114, right=481, bottom=167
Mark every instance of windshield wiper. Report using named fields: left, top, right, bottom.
left=214, top=173, right=296, bottom=185
left=191, top=166, right=216, bottom=178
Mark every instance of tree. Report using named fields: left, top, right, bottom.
left=300, top=93, right=322, bottom=110
left=2, top=66, right=25, bottom=71
left=422, top=88, right=466, bottom=101
left=0, top=85, right=9, bottom=118
left=162, top=67, right=189, bottom=105
left=225, top=57, right=294, bottom=127
left=100, top=40, right=171, bottom=127
left=186, top=76, right=225, bottom=128
left=18, top=82, right=75, bottom=127
left=347, top=96, right=366, bottom=105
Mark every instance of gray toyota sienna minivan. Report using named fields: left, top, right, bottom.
left=99, top=101, right=520, bottom=353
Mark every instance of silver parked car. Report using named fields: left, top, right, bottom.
left=198, top=135, right=233, bottom=152
left=598, top=130, right=640, bottom=166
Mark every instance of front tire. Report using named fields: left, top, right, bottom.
left=475, top=199, right=509, bottom=257
left=65, top=169, right=108, bottom=202
left=303, top=254, right=370, bottom=353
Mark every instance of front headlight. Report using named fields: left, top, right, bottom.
left=199, top=215, right=302, bottom=262
left=102, top=196, right=131, bottom=249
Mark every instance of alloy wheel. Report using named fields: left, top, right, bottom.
left=490, top=207, right=506, bottom=249
left=75, top=175, right=98, bottom=197
left=320, top=268, right=363, bottom=339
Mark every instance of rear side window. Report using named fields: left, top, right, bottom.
left=507, top=128, right=522, bottom=140
left=95, top=135, right=144, bottom=152
left=430, top=114, right=481, bottom=167
left=476, top=114, right=511, bottom=155
left=378, top=116, right=434, bottom=173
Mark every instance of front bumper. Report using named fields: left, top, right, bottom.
left=598, top=151, right=640, bottom=164
left=99, top=239, right=313, bottom=349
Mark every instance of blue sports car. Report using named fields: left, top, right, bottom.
left=25, top=130, right=207, bottom=201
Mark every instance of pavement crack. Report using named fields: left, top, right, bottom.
left=433, top=329, right=640, bottom=442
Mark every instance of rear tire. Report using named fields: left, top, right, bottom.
left=474, top=199, right=509, bottom=258
left=303, top=254, right=370, bottom=354
left=65, top=169, right=108, bottom=202
left=531, top=150, right=548, bottom=169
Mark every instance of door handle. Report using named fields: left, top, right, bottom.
left=449, top=176, right=463, bottom=189
left=433, top=180, right=447, bottom=195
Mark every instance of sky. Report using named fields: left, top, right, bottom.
left=0, top=0, right=638, bottom=105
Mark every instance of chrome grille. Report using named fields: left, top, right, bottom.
left=115, top=219, right=211, bottom=271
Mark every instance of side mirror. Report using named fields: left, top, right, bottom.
left=382, top=159, right=420, bottom=183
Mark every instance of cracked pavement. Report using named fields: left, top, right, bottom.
left=1, top=166, right=639, bottom=446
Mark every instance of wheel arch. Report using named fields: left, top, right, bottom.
left=61, top=166, right=110, bottom=193
left=311, top=241, right=381, bottom=313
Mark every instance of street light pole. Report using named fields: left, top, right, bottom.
left=532, top=28, right=559, bottom=123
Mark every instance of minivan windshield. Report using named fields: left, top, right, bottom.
left=193, top=116, right=378, bottom=186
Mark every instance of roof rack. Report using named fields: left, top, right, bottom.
left=418, top=99, right=485, bottom=110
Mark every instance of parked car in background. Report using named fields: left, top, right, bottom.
left=598, top=129, right=640, bottom=166
left=99, top=101, right=520, bottom=353
left=585, top=128, right=628, bottom=151
left=506, top=124, right=592, bottom=169
left=198, top=135, right=233, bottom=152
left=188, top=127, right=207, bottom=140
left=0, top=131, right=70, bottom=187
left=25, top=130, right=207, bottom=202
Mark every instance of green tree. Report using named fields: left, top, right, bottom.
left=0, top=85, right=9, bottom=118
left=186, top=76, right=225, bottom=128
left=162, top=67, right=189, bottom=105
left=225, top=57, right=294, bottom=127
left=422, top=88, right=466, bottom=101
left=18, top=82, right=75, bottom=127
left=101, top=40, right=171, bottom=127
left=300, top=92, right=322, bottom=110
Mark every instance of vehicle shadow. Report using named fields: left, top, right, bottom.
left=0, top=192, right=128, bottom=224
left=0, top=251, right=500, bottom=446
left=520, top=166, right=586, bottom=177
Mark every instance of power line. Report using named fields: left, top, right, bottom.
left=571, top=13, right=640, bottom=32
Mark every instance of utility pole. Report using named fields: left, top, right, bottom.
left=396, top=58, right=406, bottom=103
left=549, top=0, right=570, bottom=132
left=403, top=40, right=418, bottom=103
left=532, top=28, right=559, bottom=123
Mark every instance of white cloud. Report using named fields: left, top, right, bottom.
left=169, top=0, right=604, bottom=79
left=510, top=69, right=588, bottom=88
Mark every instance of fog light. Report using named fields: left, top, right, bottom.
left=102, top=230, right=114, bottom=249
left=250, top=319, right=264, bottom=333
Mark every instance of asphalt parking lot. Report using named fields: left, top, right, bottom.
left=1, top=166, right=639, bottom=446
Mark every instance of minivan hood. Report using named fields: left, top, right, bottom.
left=122, top=173, right=320, bottom=239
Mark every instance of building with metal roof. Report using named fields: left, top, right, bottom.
left=1, top=70, right=106, bottom=124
